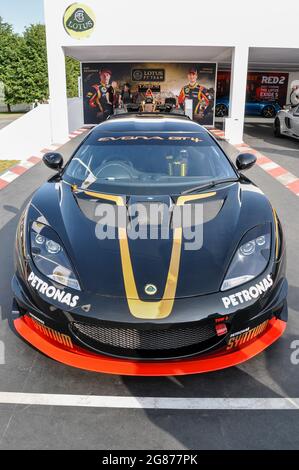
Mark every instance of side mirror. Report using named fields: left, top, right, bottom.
left=236, top=153, right=257, bottom=171
left=43, top=152, right=63, bottom=172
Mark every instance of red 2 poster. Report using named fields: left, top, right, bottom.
left=217, top=71, right=289, bottom=106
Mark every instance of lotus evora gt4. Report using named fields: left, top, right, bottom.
left=12, top=113, right=287, bottom=375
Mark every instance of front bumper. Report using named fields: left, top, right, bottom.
left=12, top=271, right=288, bottom=375
left=13, top=313, right=286, bottom=376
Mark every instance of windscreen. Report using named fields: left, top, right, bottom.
left=64, top=133, right=236, bottom=193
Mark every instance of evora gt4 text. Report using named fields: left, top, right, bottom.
left=12, top=113, right=287, bottom=376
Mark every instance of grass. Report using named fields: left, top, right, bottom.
left=0, top=112, right=25, bottom=117
left=0, top=160, right=20, bottom=173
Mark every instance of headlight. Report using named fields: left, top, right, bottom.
left=221, top=225, right=271, bottom=291
left=30, top=221, right=80, bottom=291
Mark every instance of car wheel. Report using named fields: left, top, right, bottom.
left=262, top=105, right=275, bottom=118
left=274, top=118, right=282, bottom=137
left=215, top=104, right=228, bottom=117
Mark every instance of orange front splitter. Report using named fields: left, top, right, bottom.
left=14, top=315, right=286, bottom=376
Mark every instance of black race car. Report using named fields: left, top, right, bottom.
left=12, top=113, right=287, bottom=375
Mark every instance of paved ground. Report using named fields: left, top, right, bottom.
left=244, top=122, right=299, bottom=177
left=0, top=113, right=25, bottom=130
left=0, top=125, right=299, bottom=450
left=215, top=116, right=275, bottom=126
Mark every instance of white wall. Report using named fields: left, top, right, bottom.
left=45, top=0, right=299, bottom=50
left=44, top=0, right=299, bottom=144
left=67, top=97, right=84, bottom=133
left=0, top=105, right=52, bottom=161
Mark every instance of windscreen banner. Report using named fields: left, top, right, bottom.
left=82, top=62, right=217, bottom=125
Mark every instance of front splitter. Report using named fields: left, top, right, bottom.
left=13, top=315, right=286, bottom=376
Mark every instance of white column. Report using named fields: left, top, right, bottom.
left=224, top=45, right=249, bottom=144
left=44, top=2, right=69, bottom=144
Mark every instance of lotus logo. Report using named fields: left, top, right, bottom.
left=74, top=9, right=85, bottom=23
left=132, top=70, right=143, bottom=81
left=144, top=284, right=158, bottom=296
left=63, top=3, right=96, bottom=39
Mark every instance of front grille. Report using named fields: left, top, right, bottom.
left=70, top=319, right=224, bottom=359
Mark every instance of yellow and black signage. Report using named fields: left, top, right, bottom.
left=63, top=3, right=96, bottom=39
left=132, top=69, right=165, bottom=82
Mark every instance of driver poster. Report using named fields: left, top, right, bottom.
left=82, top=62, right=216, bottom=125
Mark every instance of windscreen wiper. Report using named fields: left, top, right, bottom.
left=181, top=177, right=239, bottom=195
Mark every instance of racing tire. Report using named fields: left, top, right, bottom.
left=274, top=118, right=282, bottom=137
left=215, top=104, right=228, bottom=117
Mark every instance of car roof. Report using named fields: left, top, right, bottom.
left=91, top=113, right=208, bottom=135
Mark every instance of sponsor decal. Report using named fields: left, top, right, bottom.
left=31, top=318, right=73, bottom=349
left=28, top=272, right=79, bottom=308
left=63, top=3, right=96, bottom=39
left=215, top=315, right=229, bottom=323
left=215, top=323, right=228, bottom=336
left=97, top=136, right=203, bottom=143
left=230, top=327, right=249, bottom=338
left=222, top=274, right=273, bottom=309
left=226, top=319, right=269, bottom=350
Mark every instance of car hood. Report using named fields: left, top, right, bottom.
left=29, top=180, right=273, bottom=299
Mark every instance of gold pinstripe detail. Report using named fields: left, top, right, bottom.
left=84, top=190, right=216, bottom=319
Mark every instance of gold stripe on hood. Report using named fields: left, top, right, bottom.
left=85, top=190, right=215, bottom=319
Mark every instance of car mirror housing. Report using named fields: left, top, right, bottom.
left=236, top=153, right=257, bottom=171
left=43, top=152, right=64, bottom=171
